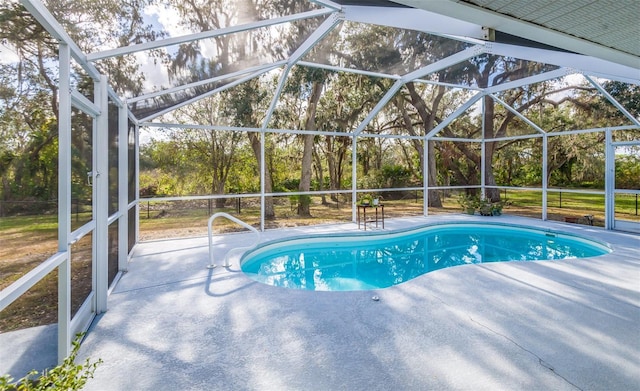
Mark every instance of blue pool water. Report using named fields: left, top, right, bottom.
left=240, top=224, right=611, bottom=291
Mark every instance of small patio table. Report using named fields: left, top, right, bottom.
left=357, top=204, right=384, bottom=230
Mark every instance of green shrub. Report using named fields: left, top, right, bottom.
left=0, top=334, right=101, bottom=391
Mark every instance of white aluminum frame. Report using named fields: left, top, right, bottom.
left=57, top=43, right=72, bottom=361
left=3, top=0, right=639, bottom=369
left=118, top=99, right=129, bottom=276
left=87, top=9, right=334, bottom=62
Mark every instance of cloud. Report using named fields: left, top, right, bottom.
left=145, top=4, right=192, bottom=38
left=0, top=44, right=19, bottom=64
left=135, top=50, right=170, bottom=92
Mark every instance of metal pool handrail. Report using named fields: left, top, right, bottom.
left=208, top=212, right=261, bottom=268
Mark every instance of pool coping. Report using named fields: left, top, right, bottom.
left=240, top=220, right=613, bottom=270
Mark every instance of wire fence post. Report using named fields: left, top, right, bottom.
left=559, top=191, right=562, bottom=208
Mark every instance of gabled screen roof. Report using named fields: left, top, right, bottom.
left=26, top=0, right=639, bottom=123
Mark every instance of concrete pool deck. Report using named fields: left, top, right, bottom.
left=70, top=215, right=639, bottom=390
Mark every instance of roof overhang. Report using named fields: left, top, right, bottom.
left=393, top=0, right=640, bottom=70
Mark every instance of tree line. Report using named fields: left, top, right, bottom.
left=1, top=1, right=638, bottom=218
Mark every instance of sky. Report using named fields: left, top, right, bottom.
left=0, top=44, right=19, bottom=64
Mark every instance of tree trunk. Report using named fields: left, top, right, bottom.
left=483, top=96, right=501, bottom=202
left=215, top=183, right=226, bottom=208
left=404, top=82, right=444, bottom=207
left=325, top=136, right=349, bottom=203
left=298, top=81, right=323, bottom=217
left=248, top=133, right=275, bottom=219
left=326, top=136, right=338, bottom=202
left=313, top=149, right=328, bottom=205
left=298, top=133, right=315, bottom=217
left=427, top=140, right=441, bottom=206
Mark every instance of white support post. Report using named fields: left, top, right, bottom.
left=352, top=135, right=357, bottom=222
left=57, top=43, right=72, bottom=363
left=423, top=136, right=429, bottom=216
left=260, top=131, right=266, bottom=232
left=135, top=124, right=140, bottom=245
left=542, top=134, right=548, bottom=220
left=605, top=129, right=615, bottom=230
left=118, top=102, right=128, bottom=272
left=481, top=97, right=486, bottom=199
left=95, top=75, right=109, bottom=313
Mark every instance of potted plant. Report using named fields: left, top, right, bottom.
left=490, top=200, right=507, bottom=216
left=359, top=194, right=373, bottom=206
left=479, top=197, right=493, bottom=216
left=372, top=195, right=383, bottom=206
left=458, top=194, right=479, bottom=215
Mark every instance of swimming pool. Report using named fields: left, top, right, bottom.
left=240, top=223, right=611, bottom=291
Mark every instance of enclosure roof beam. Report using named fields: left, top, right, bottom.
left=411, top=78, right=482, bottom=91
left=296, top=61, right=402, bottom=81
left=127, top=111, right=139, bottom=126
left=401, top=45, right=485, bottom=82
left=484, top=68, right=572, bottom=95
left=261, top=14, right=342, bottom=130
left=261, top=68, right=291, bottom=131
left=128, top=61, right=286, bottom=104
left=139, top=13, right=340, bottom=123
left=352, top=80, right=403, bottom=136
left=487, top=42, right=640, bottom=84
left=107, top=87, right=124, bottom=108
left=424, top=92, right=483, bottom=139
left=71, top=90, right=101, bottom=117
left=142, top=122, right=361, bottom=138
left=488, top=94, right=545, bottom=134
left=293, top=62, right=482, bottom=91
left=545, top=125, right=639, bottom=138
left=139, top=122, right=432, bottom=141
left=584, top=75, right=640, bottom=127
left=582, top=71, right=640, bottom=87
left=344, top=5, right=485, bottom=41
left=295, top=59, right=481, bottom=90
left=286, top=12, right=343, bottom=65
left=86, top=9, right=334, bottom=62
left=21, top=0, right=100, bottom=80
left=353, top=45, right=485, bottom=136
left=141, top=123, right=262, bottom=133
left=139, top=66, right=275, bottom=123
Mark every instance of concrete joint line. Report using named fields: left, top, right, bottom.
left=466, top=315, right=583, bottom=391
